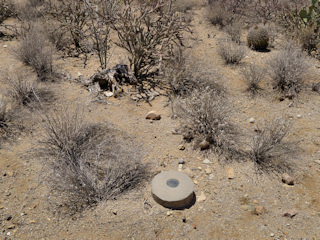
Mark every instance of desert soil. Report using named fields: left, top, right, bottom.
left=1, top=5, right=320, bottom=240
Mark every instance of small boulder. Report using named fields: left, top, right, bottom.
left=283, top=207, right=298, bottom=218
left=199, top=140, right=210, bottom=150
left=254, top=205, right=265, bottom=215
left=282, top=173, right=294, bottom=185
left=146, top=111, right=161, bottom=120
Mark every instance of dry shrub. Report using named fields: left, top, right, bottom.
left=299, top=27, right=319, bottom=54
left=242, top=63, right=264, bottom=95
left=173, top=0, right=199, bottom=13
left=5, top=73, right=54, bottom=108
left=224, top=21, right=243, bottom=44
left=113, top=0, right=189, bottom=79
left=312, top=82, right=320, bottom=93
left=0, top=99, right=8, bottom=129
left=0, top=0, right=13, bottom=24
left=40, top=105, right=146, bottom=208
left=218, top=40, right=246, bottom=64
left=206, top=3, right=231, bottom=28
left=267, top=43, right=310, bottom=94
left=245, top=117, right=292, bottom=172
left=163, top=47, right=223, bottom=97
left=16, top=24, right=54, bottom=81
left=175, top=88, right=238, bottom=155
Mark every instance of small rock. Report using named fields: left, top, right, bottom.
left=77, top=72, right=83, bottom=77
left=249, top=118, right=255, bottom=123
left=3, top=45, right=8, bottom=48
left=146, top=111, right=161, bottom=120
left=270, top=233, right=275, bottom=237
left=183, top=168, right=194, bottom=178
left=254, top=205, right=265, bottom=215
left=252, top=199, right=259, bottom=204
left=282, top=173, right=294, bottom=185
left=199, top=140, right=210, bottom=150
left=104, top=91, right=114, bottom=97
left=208, top=173, right=214, bottom=180
left=297, top=114, right=302, bottom=118
left=193, top=180, right=198, bottom=184
left=178, top=159, right=185, bottom=164
left=202, top=159, right=211, bottom=164
left=197, top=191, right=206, bottom=202
left=225, top=166, right=234, bottom=179
left=178, top=164, right=183, bottom=171
left=167, top=211, right=173, bottom=216
left=183, top=132, right=193, bottom=142
left=205, top=168, right=212, bottom=175
left=283, top=207, right=298, bottom=218
left=112, top=209, right=117, bottom=215
left=192, top=223, right=197, bottom=229
left=178, top=145, right=185, bottom=150
left=0, top=205, right=4, bottom=209
left=182, top=216, right=187, bottom=223
left=29, top=220, right=36, bottom=224
left=314, top=160, right=320, bottom=165
left=171, top=128, right=180, bottom=135
left=241, top=205, right=251, bottom=211
left=7, top=224, right=15, bottom=229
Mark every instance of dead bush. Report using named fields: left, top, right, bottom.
left=245, top=118, right=292, bottom=172
left=16, top=24, right=54, bottom=81
left=0, top=0, right=13, bottom=24
left=5, top=73, right=54, bottom=108
left=40, top=105, right=146, bottom=207
left=113, top=0, right=188, bottom=80
left=267, top=43, right=310, bottom=94
left=242, top=63, right=264, bottom=95
left=299, top=27, right=319, bottom=54
left=173, top=0, right=198, bottom=13
left=218, top=40, right=247, bottom=64
left=224, top=21, right=243, bottom=44
left=206, top=3, right=231, bottom=28
left=175, top=88, right=238, bottom=155
left=163, top=47, right=224, bottom=97
left=0, top=99, right=8, bottom=129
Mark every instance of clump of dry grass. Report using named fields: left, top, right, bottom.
left=218, top=40, right=247, bottom=64
left=242, top=63, right=264, bottom=96
left=40, top=105, right=147, bottom=209
left=267, top=43, right=311, bottom=94
left=245, top=117, right=292, bottom=172
left=206, top=3, right=231, bottom=28
left=175, top=88, right=238, bottom=156
left=16, top=24, right=54, bottom=81
left=224, top=22, right=243, bottom=44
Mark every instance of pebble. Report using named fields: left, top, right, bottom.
left=146, top=111, right=161, bottom=120
left=297, top=114, right=302, bottom=118
left=3, top=45, right=7, bottom=48
left=178, top=164, right=183, bottom=171
left=205, top=168, right=212, bottom=174
left=104, top=91, right=114, bottom=97
left=77, top=72, right=83, bottom=77
left=171, top=128, right=180, bottom=135
left=167, top=211, right=173, bottom=216
left=249, top=118, right=255, bottom=123
left=241, top=205, right=251, bottom=211
left=183, top=168, right=194, bottom=178
left=112, top=209, right=117, bottom=215
left=283, top=207, right=298, bottom=218
left=199, top=140, right=210, bottom=150
left=270, top=233, right=275, bottom=237
left=208, top=173, right=214, bottom=180
left=197, top=191, right=206, bottom=202
left=253, top=199, right=259, bottom=204
left=7, top=224, right=15, bottom=229
left=178, top=159, right=185, bottom=164
left=225, top=166, right=235, bottom=179
left=202, top=159, right=211, bottom=164
left=29, top=220, right=36, bottom=224
left=254, top=206, right=265, bottom=215
left=192, top=223, right=197, bottom=229
left=282, top=173, right=294, bottom=185
left=178, top=145, right=185, bottom=150
left=314, top=160, right=320, bottom=165
left=182, top=216, right=187, bottom=223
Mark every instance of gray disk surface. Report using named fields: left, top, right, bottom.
left=151, top=171, right=194, bottom=208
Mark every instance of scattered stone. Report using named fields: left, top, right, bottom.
left=0, top=205, right=4, bottom=210
left=77, top=72, right=83, bottom=77
left=178, top=164, right=183, bottom=171
left=297, top=114, right=302, bottom=118
left=282, top=173, right=294, bottom=185
left=3, top=45, right=7, bottom=48
left=249, top=118, right=255, bottom=123
left=112, top=209, right=117, bottom=215
left=241, top=205, right=251, bottom=211
left=283, top=207, right=298, bottom=218
left=182, top=216, right=187, bottom=223
left=171, top=128, right=180, bottom=135
left=104, top=91, right=114, bottom=97
left=197, top=191, right=206, bottom=202
left=183, top=168, right=194, bottom=178
left=7, top=224, right=15, bottom=229
left=208, top=173, right=214, bottom=180
left=270, top=233, right=275, bottom=237
left=29, top=220, right=36, bottom=224
left=167, top=211, right=173, bottom=216
left=199, top=140, right=210, bottom=150
left=252, top=199, right=259, bottom=204
left=254, top=206, right=265, bottom=215
left=205, top=168, right=212, bottom=175
left=178, top=145, right=185, bottom=150
left=225, top=166, right=235, bottom=179
left=192, top=223, right=197, bottom=229
left=193, top=180, right=198, bottom=184
left=182, top=132, right=193, bottom=142
left=314, top=160, right=320, bottom=165
left=178, top=159, right=185, bottom=164
left=202, top=159, right=211, bottom=164
left=146, top=111, right=161, bottom=120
